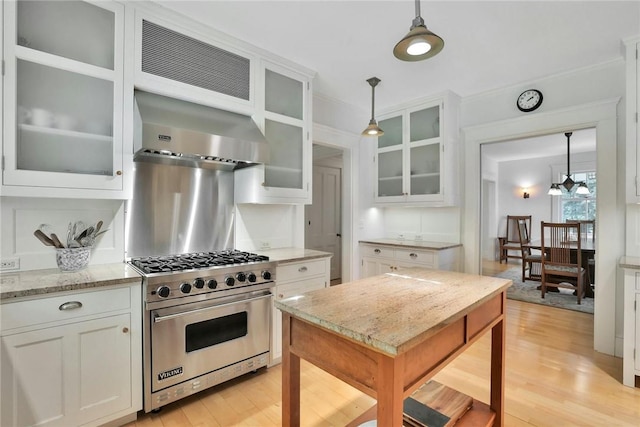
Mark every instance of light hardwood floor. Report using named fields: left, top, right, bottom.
left=125, top=286, right=640, bottom=426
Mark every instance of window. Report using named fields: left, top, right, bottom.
left=561, top=171, right=596, bottom=221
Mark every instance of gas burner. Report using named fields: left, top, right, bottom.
left=130, top=250, right=270, bottom=275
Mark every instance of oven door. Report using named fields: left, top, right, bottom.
left=150, top=289, right=271, bottom=392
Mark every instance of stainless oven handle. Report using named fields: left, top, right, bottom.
left=153, top=292, right=272, bottom=323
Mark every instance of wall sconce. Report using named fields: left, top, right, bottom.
left=522, top=189, right=530, bottom=199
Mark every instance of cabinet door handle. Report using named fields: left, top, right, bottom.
left=59, top=301, right=82, bottom=311
left=298, top=266, right=308, bottom=273
left=116, top=170, right=123, bottom=176
left=410, top=253, right=418, bottom=258
left=374, top=249, right=381, bottom=254
left=122, top=327, right=129, bottom=334
left=278, top=294, right=284, bottom=298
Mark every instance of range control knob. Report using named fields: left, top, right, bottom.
left=236, top=272, right=247, bottom=282
left=180, top=283, right=192, bottom=294
left=247, top=272, right=257, bottom=282
left=225, top=276, right=235, bottom=286
left=207, top=279, right=218, bottom=289
left=194, top=278, right=205, bottom=289
left=157, top=286, right=171, bottom=298
left=262, top=270, right=272, bottom=280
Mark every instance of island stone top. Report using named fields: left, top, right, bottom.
left=1, top=263, right=142, bottom=301
left=359, top=238, right=462, bottom=250
left=275, top=267, right=511, bottom=356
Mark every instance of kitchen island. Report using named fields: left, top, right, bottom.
left=275, top=267, right=511, bottom=427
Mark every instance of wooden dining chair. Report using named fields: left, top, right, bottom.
left=566, top=219, right=596, bottom=286
left=517, top=218, right=541, bottom=282
left=540, top=221, right=588, bottom=304
left=498, top=215, right=532, bottom=264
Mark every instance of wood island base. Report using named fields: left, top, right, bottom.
left=281, top=291, right=507, bottom=427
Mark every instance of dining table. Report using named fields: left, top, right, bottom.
left=525, top=239, right=595, bottom=298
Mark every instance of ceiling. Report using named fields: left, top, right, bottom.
left=155, top=1, right=640, bottom=113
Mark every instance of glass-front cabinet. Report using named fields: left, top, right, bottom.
left=2, top=0, right=127, bottom=198
left=235, top=60, right=313, bottom=204
left=375, top=92, right=459, bottom=206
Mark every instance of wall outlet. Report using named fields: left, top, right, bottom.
left=397, top=234, right=405, bottom=240
left=1, top=257, right=20, bottom=271
left=260, top=241, right=271, bottom=250
left=415, top=234, right=423, bottom=241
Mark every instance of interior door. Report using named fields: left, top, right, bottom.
left=305, top=165, right=341, bottom=281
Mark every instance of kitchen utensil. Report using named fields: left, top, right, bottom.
left=33, top=229, right=55, bottom=247
left=75, top=226, right=94, bottom=247
left=50, top=233, right=65, bottom=249
left=94, top=220, right=103, bottom=235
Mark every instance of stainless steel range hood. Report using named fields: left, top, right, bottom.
left=134, top=90, right=269, bottom=170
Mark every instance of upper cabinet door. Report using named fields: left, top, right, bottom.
left=2, top=0, right=127, bottom=198
left=235, top=60, right=313, bottom=204
left=376, top=115, right=404, bottom=199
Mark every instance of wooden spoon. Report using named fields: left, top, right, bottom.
left=33, top=230, right=55, bottom=247
left=50, top=233, right=65, bottom=249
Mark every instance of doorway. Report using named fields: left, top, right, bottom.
left=305, top=144, right=343, bottom=285
left=462, top=98, right=620, bottom=355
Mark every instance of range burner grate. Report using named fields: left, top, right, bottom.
left=131, top=250, right=270, bottom=274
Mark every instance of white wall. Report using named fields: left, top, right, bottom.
left=234, top=204, right=303, bottom=252
left=495, top=151, right=596, bottom=243
left=0, top=197, right=125, bottom=271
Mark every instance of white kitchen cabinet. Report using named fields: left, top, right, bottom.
left=625, top=38, right=640, bottom=203
left=623, top=266, right=640, bottom=387
left=235, top=61, right=314, bottom=204
left=271, top=257, right=330, bottom=363
left=374, top=92, right=460, bottom=206
left=133, top=8, right=257, bottom=116
left=0, top=282, right=142, bottom=427
left=359, top=242, right=461, bottom=278
left=1, top=0, right=131, bottom=199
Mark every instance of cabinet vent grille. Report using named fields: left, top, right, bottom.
left=141, top=20, right=250, bottom=101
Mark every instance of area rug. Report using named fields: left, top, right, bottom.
left=493, top=267, right=594, bottom=314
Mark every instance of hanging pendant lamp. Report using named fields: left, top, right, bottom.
left=393, top=0, right=444, bottom=61
left=548, top=132, right=591, bottom=196
left=362, top=77, right=384, bottom=137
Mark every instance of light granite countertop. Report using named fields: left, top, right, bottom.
left=620, top=256, right=640, bottom=269
left=359, top=238, right=462, bottom=250
left=1, top=248, right=331, bottom=301
left=1, top=263, right=142, bottom=301
left=256, top=247, right=332, bottom=263
left=275, top=267, right=511, bottom=356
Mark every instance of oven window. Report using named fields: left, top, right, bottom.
left=185, top=311, right=248, bottom=352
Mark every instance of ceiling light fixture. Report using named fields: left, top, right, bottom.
left=548, top=132, right=591, bottom=196
left=393, top=0, right=444, bottom=62
left=362, top=77, right=384, bottom=137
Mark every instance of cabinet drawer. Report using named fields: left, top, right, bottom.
left=361, top=245, right=394, bottom=258
left=1, top=286, right=131, bottom=332
left=395, top=249, right=435, bottom=266
left=278, top=259, right=327, bottom=282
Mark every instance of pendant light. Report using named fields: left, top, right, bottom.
left=393, top=0, right=444, bottom=62
left=548, top=132, right=591, bottom=196
left=362, top=77, right=384, bottom=137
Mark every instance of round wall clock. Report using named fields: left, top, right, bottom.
left=516, top=89, right=543, bottom=112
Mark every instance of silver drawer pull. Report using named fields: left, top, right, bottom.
left=59, top=301, right=83, bottom=311
left=298, top=266, right=308, bottom=272
left=374, top=249, right=381, bottom=254
left=410, top=253, right=418, bottom=258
